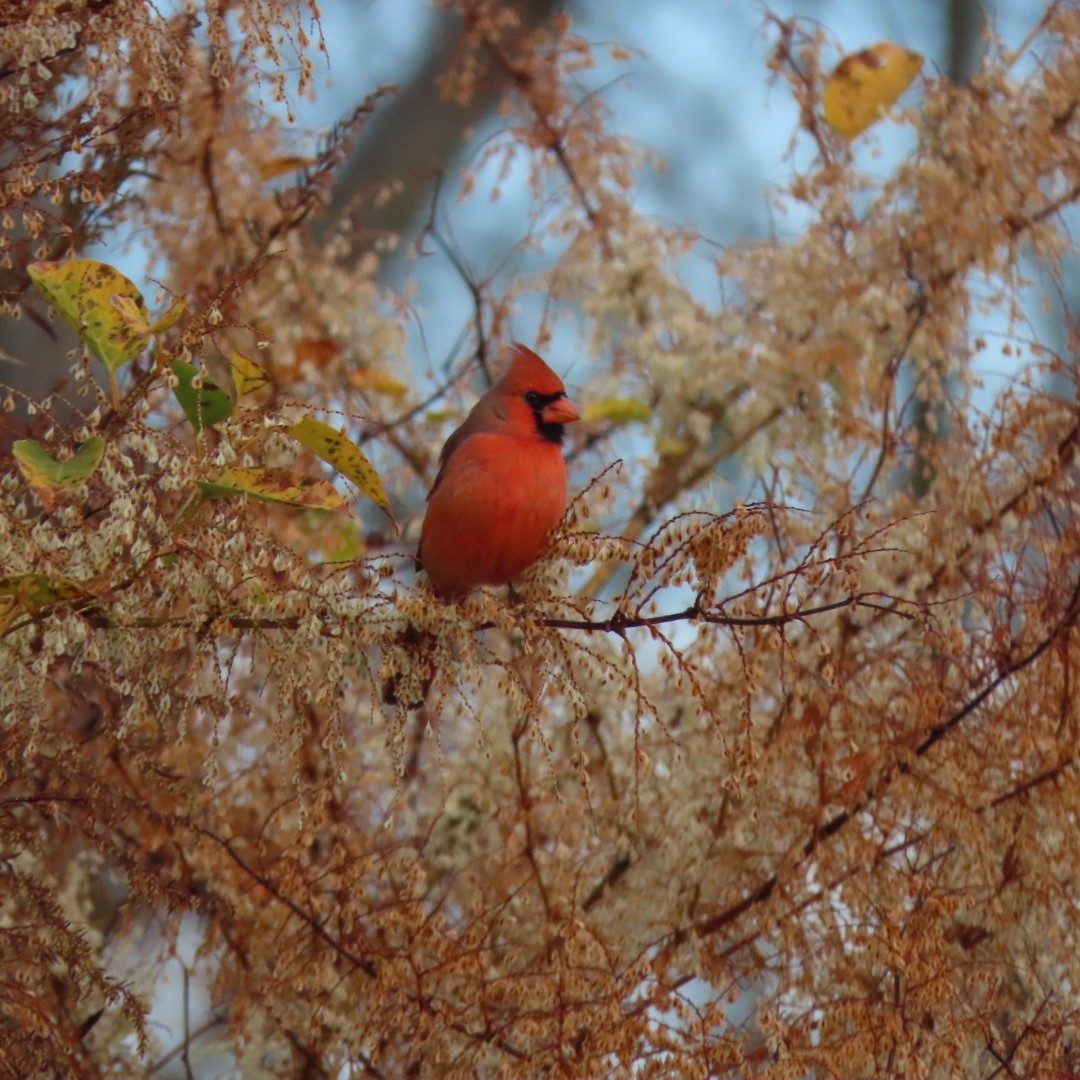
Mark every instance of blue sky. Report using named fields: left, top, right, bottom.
left=283, top=0, right=1058, bottom=370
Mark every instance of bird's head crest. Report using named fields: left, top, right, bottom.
left=497, top=343, right=567, bottom=399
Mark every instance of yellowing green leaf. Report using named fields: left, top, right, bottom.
left=0, top=573, right=86, bottom=605
left=0, top=574, right=88, bottom=628
left=28, top=259, right=150, bottom=373
left=230, top=351, right=271, bottom=396
left=823, top=42, right=924, bottom=139
left=583, top=398, right=652, bottom=425
left=109, top=292, right=184, bottom=339
left=425, top=409, right=459, bottom=425
left=171, top=359, right=233, bottom=431
left=196, top=466, right=345, bottom=511
left=13, top=437, right=105, bottom=507
left=108, top=294, right=152, bottom=337
left=287, top=415, right=392, bottom=518
left=150, top=296, right=186, bottom=334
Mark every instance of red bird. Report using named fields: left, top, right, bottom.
left=419, top=343, right=579, bottom=599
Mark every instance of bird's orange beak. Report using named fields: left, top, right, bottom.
left=541, top=395, right=579, bottom=425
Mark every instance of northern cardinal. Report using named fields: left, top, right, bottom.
left=419, top=343, right=579, bottom=599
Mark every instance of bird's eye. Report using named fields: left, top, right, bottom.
left=525, top=391, right=543, bottom=409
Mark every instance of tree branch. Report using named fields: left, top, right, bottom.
left=691, top=574, right=1080, bottom=943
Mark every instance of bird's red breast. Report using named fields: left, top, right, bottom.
left=419, top=344, right=579, bottom=600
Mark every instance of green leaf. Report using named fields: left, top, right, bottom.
left=13, top=438, right=105, bottom=502
left=171, top=359, right=233, bottom=431
left=582, top=398, right=652, bottom=425
left=28, top=259, right=150, bottom=373
left=230, top=351, right=271, bottom=396
left=196, top=466, right=345, bottom=511
left=287, top=415, right=392, bottom=518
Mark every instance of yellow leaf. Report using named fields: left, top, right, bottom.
left=823, top=42, right=924, bottom=139
left=348, top=366, right=409, bottom=399
left=657, top=438, right=691, bottom=457
left=583, top=398, right=652, bottom=425
left=260, top=155, right=315, bottom=180
left=28, top=259, right=150, bottom=373
left=196, top=467, right=345, bottom=511
left=287, top=416, right=393, bottom=519
left=230, top=351, right=271, bottom=396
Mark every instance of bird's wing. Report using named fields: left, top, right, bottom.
left=426, top=398, right=502, bottom=502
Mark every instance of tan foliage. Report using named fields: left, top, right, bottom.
left=3, top=1, right=1080, bottom=1077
